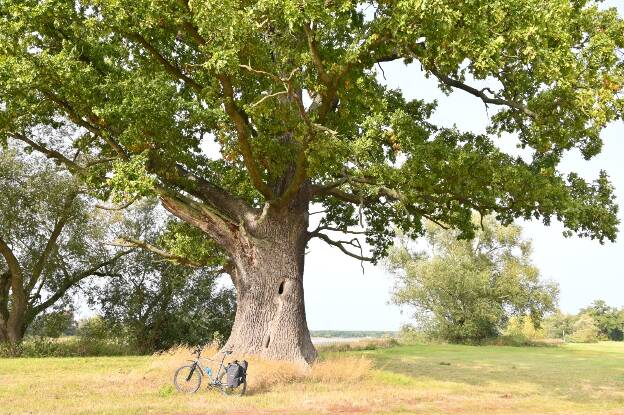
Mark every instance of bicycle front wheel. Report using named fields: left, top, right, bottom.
left=173, top=364, right=202, bottom=393
left=218, top=371, right=247, bottom=396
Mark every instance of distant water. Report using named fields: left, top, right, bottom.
left=311, top=337, right=375, bottom=345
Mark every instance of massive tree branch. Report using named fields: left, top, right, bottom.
left=157, top=186, right=238, bottom=252
left=163, top=163, right=256, bottom=224
left=303, top=23, right=340, bottom=121
left=219, top=76, right=274, bottom=200
left=303, top=23, right=330, bottom=85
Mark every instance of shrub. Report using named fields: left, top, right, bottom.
left=28, top=310, right=77, bottom=338
left=569, top=314, right=600, bottom=343
left=0, top=336, right=137, bottom=358
left=504, top=316, right=545, bottom=341
left=398, top=325, right=429, bottom=344
left=77, top=316, right=111, bottom=341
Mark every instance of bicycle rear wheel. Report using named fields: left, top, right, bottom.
left=174, top=364, right=202, bottom=393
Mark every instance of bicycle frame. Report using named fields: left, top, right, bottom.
left=186, top=351, right=229, bottom=387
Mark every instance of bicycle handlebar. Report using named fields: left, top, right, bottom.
left=192, top=346, right=232, bottom=357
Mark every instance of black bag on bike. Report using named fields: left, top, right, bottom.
left=226, top=360, right=247, bottom=387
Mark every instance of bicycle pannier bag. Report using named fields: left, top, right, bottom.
left=226, top=362, right=245, bottom=388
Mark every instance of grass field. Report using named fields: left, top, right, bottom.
left=1, top=341, right=623, bottom=415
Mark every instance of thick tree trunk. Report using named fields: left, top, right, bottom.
left=221, top=205, right=317, bottom=365
left=0, top=318, right=7, bottom=343
left=6, top=312, right=25, bottom=345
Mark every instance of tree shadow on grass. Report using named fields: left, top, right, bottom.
left=367, top=344, right=624, bottom=405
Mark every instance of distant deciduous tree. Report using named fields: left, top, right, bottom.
left=569, top=314, right=601, bottom=343
left=0, top=149, right=129, bottom=348
left=543, top=311, right=576, bottom=340
left=387, top=216, right=559, bottom=343
left=580, top=300, right=624, bottom=341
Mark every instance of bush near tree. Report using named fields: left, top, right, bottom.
left=28, top=309, right=77, bottom=338
left=89, top=250, right=236, bottom=353
left=504, top=315, right=546, bottom=342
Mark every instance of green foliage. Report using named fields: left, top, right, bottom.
left=0, top=0, right=621, bottom=264
left=542, top=311, right=576, bottom=340
left=579, top=300, right=624, bottom=341
left=28, top=309, right=77, bottom=338
left=569, top=314, right=601, bottom=343
left=87, top=249, right=235, bottom=353
left=387, top=215, right=559, bottom=343
left=107, top=152, right=156, bottom=203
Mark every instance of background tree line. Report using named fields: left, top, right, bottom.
left=540, top=300, right=624, bottom=343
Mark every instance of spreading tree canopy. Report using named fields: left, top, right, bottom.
left=0, top=0, right=622, bottom=363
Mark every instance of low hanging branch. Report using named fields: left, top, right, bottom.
left=111, top=237, right=208, bottom=268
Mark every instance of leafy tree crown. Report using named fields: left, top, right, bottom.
left=0, top=0, right=622, bottom=261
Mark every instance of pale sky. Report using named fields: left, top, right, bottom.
left=304, top=1, right=624, bottom=331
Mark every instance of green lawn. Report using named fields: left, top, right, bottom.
left=0, top=342, right=623, bottom=414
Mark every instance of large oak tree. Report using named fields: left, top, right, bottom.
left=0, top=0, right=622, bottom=363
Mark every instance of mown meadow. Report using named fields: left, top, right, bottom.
left=1, top=341, right=623, bottom=415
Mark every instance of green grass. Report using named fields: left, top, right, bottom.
left=1, top=341, right=623, bottom=414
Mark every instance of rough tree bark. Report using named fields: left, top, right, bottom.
left=161, top=182, right=318, bottom=364
left=224, top=207, right=316, bottom=364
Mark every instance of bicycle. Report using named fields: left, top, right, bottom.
left=173, top=346, right=247, bottom=396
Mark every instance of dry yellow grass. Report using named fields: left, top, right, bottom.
left=1, top=341, right=623, bottom=415
left=145, top=344, right=373, bottom=393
